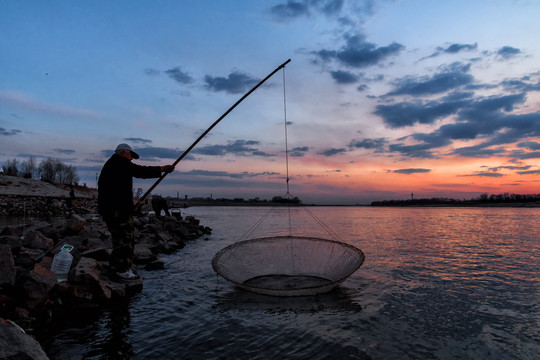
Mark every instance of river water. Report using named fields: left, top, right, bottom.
left=42, top=206, right=539, bottom=359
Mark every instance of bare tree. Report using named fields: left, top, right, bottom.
left=2, top=159, right=19, bottom=176
left=63, top=164, right=79, bottom=185
left=20, top=156, right=37, bottom=179
left=38, top=158, right=56, bottom=182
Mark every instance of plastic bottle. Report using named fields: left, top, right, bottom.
left=51, top=244, right=74, bottom=282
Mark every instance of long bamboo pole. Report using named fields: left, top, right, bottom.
left=135, top=58, right=291, bottom=211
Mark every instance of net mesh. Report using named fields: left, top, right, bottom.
left=212, top=236, right=365, bottom=296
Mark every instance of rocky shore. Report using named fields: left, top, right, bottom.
left=0, top=176, right=212, bottom=359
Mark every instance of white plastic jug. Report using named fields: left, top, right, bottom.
left=51, top=244, right=74, bottom=282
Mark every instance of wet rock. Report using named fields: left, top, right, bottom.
left=0, top=245, right=16, bottom=286
left=0, top=295, right=17, bottom=320
left=161, top=240, right=184, bottom=254
left=22, top=231, right=54, bottom=252
left=133, top=244, right=158, bottom=264
left=14, top=255, right=35, bottom=271
left=73, top=257, right=102, bottom=283
left=72, top=257, right=112, bottom=302
left=124, top=278, right=143, bottom=296
left=81, top=247, right=110, bottom=262
left=0, top=318, right=49, bottom=360
left=25, top=221, right=58, bottom=242
left=0, top=199, right=211, bottom=341
left=19, top=264, right=57, bottom=311
left=142, top=223, right=162, bottom=234
left=0, top=225, right=23, bottom=237
left=64, top=214, right=86, bottom=235
left=99, top=278, right=126, bottom=299
left=185, top=215, right=199, bottom=225
left=155, top=230, right=172, bottom=243
left=145, top=259, right=165, bottom=270
left=0, top=234, right=22, bottom=253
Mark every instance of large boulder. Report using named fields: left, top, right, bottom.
left=72, top=257, right=112, bottom=302
left=20, top=264, right=57, bottom=310
left=0, top=318, right=49, bottom=360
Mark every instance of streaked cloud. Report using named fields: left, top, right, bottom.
left=393, top=168, right=431, bottom=174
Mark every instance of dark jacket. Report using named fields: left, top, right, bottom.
left=98, top=154, right=162, bottom=216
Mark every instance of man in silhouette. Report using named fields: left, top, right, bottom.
left=98, top=143, right=174, bottom=280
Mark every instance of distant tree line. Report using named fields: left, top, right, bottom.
left=371, top=193, right=540, bottom=206
left=168, top=195, right=303, bottom=205
left=1, top=157, right=79, bottom=185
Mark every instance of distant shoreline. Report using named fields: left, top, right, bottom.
left=1, top=175, right=539, bottom=209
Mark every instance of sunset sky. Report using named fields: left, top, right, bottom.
left=1, top=0, right=540, bottom=205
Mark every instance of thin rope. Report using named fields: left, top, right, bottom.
left=282, top=66, right=296, bottom=277
left=281, top=66, right=294, bottom=238
left=302, top=207, right=342, bottom=241
left=239, top=206, right=277, bottom=240
left=283, top=67, right=290, bottom=197
left=236, top=63, right=340, bottom=244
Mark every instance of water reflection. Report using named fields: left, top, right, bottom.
left=43, top=301, right=134, bottom=360
left=212, top=286, right=363, bottom=314
left=43, top=206, right=540, bottom=359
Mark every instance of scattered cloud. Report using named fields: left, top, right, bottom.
left=421, top=42, right=478, bottom=60
left=100, top=146, right=185, bottom=160
left=517, top=169, right=540, bottom=175
left=518, top=141, right=540, bottom=150
left=510, top=150, right=540, bottom=160
left=318, top=147, right=347, bottom=156
left=180, top=169, right=281, bottom=179
left=204, top=72, right=260, bottom=94
left=312, top=34, right=404, bottom=69
left=192, top=140, right=275, bottom=157
left=487, top=165, right=531, bottom=172
left=349, top=138, right=387, bottom=151
left=54, top=148, right=75, bottom=155
left=269, top=0, right=311, bottom=21
left=165, top=67, right=195, bottom=84
left=330, top=70, right=359, bottom=84
left=125, top=138, right=152, bottom=144
left=0, top=127, right=21, bottom=136
left=374, top=100, right=464, bottom=128
left=269, top=0, right=345, bottom=22
left=386, top=62, right=473, bottom=96
left=460, top=171, right=504, bottom=178
left=388, top=143, right=437, bottom=159
left=393, top=168, right=431, bottom=174
left=289, top=146, right=309, bottom=157
left=496, top=46, right=521, bottom=59
left=443, top=43, right=478, bottom=54
left=144, top=68, right=160, bottom=76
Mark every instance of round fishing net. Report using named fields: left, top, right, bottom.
left=212, top=236, right=365, bottom=296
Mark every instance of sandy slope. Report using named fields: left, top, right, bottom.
left=0, top=175, right=96, bottom=198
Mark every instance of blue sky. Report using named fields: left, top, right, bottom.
left=1, top=0, right=540, bottom=204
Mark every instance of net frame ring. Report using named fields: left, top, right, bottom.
left=212, top=236, right=365, bottom=296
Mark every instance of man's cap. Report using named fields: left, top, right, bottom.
left=115, top=143, right=139, bottom=159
